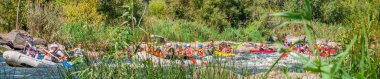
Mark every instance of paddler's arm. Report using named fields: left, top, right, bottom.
left=190, top=49, right=194, bottom=57
left=34, top=53, right=38, bottom=59
left=67, top=48, right=76, bottom=53
left=48, top=51, right=61, bottom=62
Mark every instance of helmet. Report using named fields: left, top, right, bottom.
left=165, top=43, right=172, bottom=47
left=183, top=44, right=187, bottom=48
left=51, top=44, right=59, bottom=48
left=174, top=44, right=179, bottom=47
left=198, top=44, right=203, bottom=48
left=186, top=44, right=191, bottom=47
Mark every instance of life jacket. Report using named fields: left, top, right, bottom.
left=36, top=53, right=45, bottom=60
left=190, top=57, right=197, bottom=65
left=186, top=48, right=193, bottom=57
left=61, top=61, right=71, bottom=69
left=28, top=46, right=36, bottom=57
left=197, top=49, right=204, bottom=57
left=153, top=51, right=160, bottom=57
left=281, top=53, right=288, bottom=58
left=178, top=49, right=183, bottom=55
left=328, top=49, right=336, bottom=54
left=320, top=50, right=329, bottom=58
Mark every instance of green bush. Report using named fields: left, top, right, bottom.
left=148, top=0, right=167, bottom=18
left=56, top=23, right=140, bottom=49
left=320, top=1, right=350, bottom=23
left=151, top=20, right=216, bottom=42
left=150, top=20, right=263, bottom=42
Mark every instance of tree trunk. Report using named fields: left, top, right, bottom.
left=16, top=0, right=21, bottom=30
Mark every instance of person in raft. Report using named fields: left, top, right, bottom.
left=34, top=46, right=46, bottom=60
left=259, top=43, right=264, bottom=50
left=75, top=44, right=83, bottom=55
left=184, top=44, right=196, bottom=64
left=222, top=44, right=231, bottom=53
left=68, top=44, right=83, bottom=59
left=162, top=43, right=172, bottom=59
left=206, top=41, right=215, bottom=56
left=32, top=45, right=57, bottom=61
left=166, top=44, right=176, bottom=59
left=218, top=43, right=225, bottom=52
left=49, top=44, right=66, bottom=62
left=41, top=46, right=57, bottom=61
left=145, top=43, right=152, bottom=54
left=153, top=47, right=161, bottom=57
left=196, top=44, right=205, bottom=59
left=173, top=44, right=181, bottom=59
left=181, top=44, right=187, bottom=58
left=225, top=45, right=233, bottom=53
left=25, top=41, right=37, bottom=57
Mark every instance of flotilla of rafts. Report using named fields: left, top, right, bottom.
left=284, top=35, right=340, bottom=58
left=0, top=30, right=340, bottom=68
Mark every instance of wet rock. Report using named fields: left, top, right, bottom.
left=1, top=30, right=28, bottom=42
left=0, top=30, right=48, bottom=50
left=0, top=38, right=6, bottom=44
left=33, top=38, right=47, bottom=45
left=0, top=30, right=29, bottom=50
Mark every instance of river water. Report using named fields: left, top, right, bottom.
left=215, top=52, right=304, bottom=75
left=0, top=56, right=63, bottom=79
left=0, top=51, right=307, bottom=79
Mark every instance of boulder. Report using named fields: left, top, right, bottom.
left=0, top=30, right=30, bottom=49
left=1, top=30, right=28, bottom=42
left=0, top=37, right=6, bottom=44
left=0, top=33, right=4, bottom=38
left=33, top=38, right=47, bottom=45
left=0, top=30, right=48, bottom=50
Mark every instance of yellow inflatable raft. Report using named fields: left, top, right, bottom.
left=214, top=51, right=235, bottom=57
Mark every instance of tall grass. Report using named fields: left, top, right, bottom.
left=70, top=57, right=240, bottom=79
left=67, top=44, right=249, bottom=79
left=150, top=20, right=263, bottom=42
left=268, top=0, right=380, bottom=78
left=55, top=23, right=143, bottom=49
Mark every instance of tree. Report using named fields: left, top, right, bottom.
left=0, top=0, right=19, bottom=32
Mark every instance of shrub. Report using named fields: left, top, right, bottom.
left=148, top=0, right=167, bottom=18
left=151, top=20, right=217, bottom=42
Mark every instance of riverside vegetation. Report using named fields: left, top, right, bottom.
left=0, top=0, right=379, bottom=79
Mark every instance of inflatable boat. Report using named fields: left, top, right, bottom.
left=249, top=49, right=276, bottom=54
left=2, top=51, right=56, bottom=67
left=214, top=51, right=235, bottom=57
